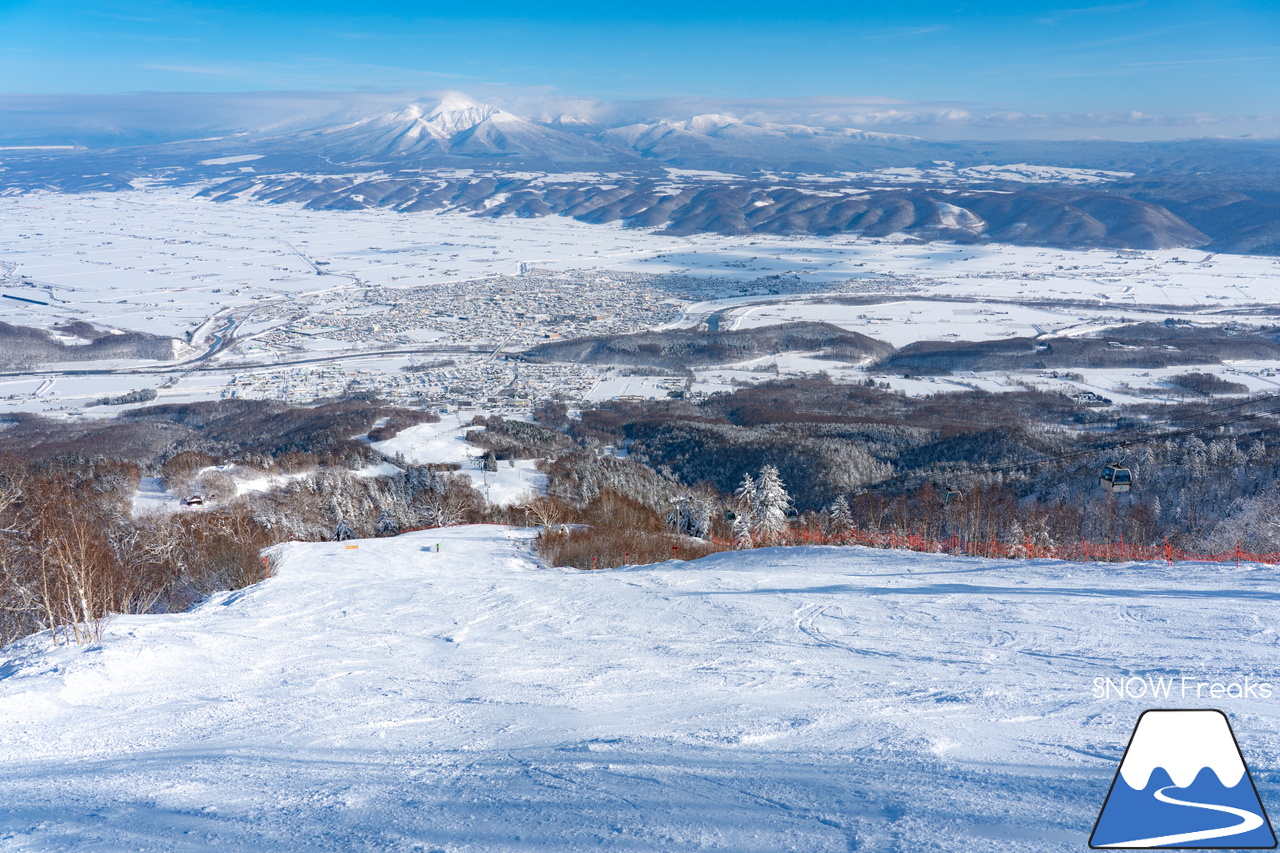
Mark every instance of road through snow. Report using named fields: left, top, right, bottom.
left=3, top=527, right=1280, bottom=850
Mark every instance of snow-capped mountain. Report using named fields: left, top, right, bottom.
left=228, top=97, right=934, bottom=170
left=597, top=113, right=933, bottom=170
left=283, top=95, right=616, bottom=163
left=7, top=92, right=1276, bottom=254
left=605, top=113, right=911, bottom=146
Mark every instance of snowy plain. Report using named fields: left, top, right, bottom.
left=3, top=526, right=1280, bottom=851
left=3, top=186, right=1280, bottom=414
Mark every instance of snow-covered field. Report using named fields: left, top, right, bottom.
left=372, top=419, right=546, bottom=506
left=3, top=187, right=1280, bottom=413
left=3, top=526, right=1280, bottom=851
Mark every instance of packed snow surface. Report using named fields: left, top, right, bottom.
left=3, top=527, right=1280, bottom=851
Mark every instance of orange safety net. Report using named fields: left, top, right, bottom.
left=699, top=528, right=1280, bottom=566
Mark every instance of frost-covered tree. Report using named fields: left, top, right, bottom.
left=667, top=495, right=712, bottom=539
left=417, top=475, right=479, bottom=528
left=733, top=512, right=754, bottom=549
left=826, top=495, right=852, bottom=538
left=752, top=465, right=792, bottom=543
left=734, top=473, right=756, bottom=516
left=686, top=496, right=712, bottom=540
left=375, top=509, right=399, bottom=537
left=1207, top=486, right=1280, bottom=553
left=332, top=518, right=356, bottom=542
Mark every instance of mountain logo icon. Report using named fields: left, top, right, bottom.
left=1091, top=709, right=1276, bottom=849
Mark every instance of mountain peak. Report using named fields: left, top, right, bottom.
left=281, top=93, right=613, bottom=163
left=685, top=113, right=742, bottom=132
left=426, top=95, right=487, bottom=118
left=422, top=96, right=509, bottom=135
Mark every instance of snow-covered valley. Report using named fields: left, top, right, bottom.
left=3, top=526, right=1279, bottom=851
left=3, top=185, right=1279, bottom=416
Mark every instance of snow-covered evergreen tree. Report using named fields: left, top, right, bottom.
left=826, top=495, right=852, bottom=538
left=332, top=518, right=356, bottom=542
left=375, top=509, right=399, bottom=537
left=752, top=465, right=792, bottom=543
left=667, top=496, right=712, bottom=539
left=685, top=497, right=712, bottom=540
left=734, top=473, right=756, bottom=516
left=732, top=512, right=753, bottom=549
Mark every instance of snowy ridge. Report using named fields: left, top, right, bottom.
left=601, top=113, right=911, bottom=155
left=840, top=161, right=1136, bottom=185
left=295, top=94, right=609, bottom=161
left=1118, top=710, right=1247, bottom=790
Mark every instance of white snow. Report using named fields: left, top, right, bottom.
left=3, top=529, right=1280, bottom=850
left=130, top=475, right=185, bottom=516
left=198, top=155, right=265, bottom=166
left=1, top=186, right=1279, bottom=414
left=836, top=162, right=1135, bottom=186
left=372, top=418, right=546, bottom=506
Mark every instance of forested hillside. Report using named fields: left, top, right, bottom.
left=3, top=378, right=1279, bottom=645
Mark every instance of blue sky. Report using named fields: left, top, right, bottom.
left=0, top=0, right=1277, bottom=138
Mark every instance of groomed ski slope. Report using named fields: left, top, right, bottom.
left=2, top=526, right=1280, bottom=851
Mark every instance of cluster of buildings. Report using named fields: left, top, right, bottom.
left=213, top=269, right=889, bottom=408
left=249, top=268, right=689, bottom=350
left=221, top=357, right=605, bottom=411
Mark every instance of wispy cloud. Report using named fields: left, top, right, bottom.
left=136, top=58, right=473, bottom=89
left=143, top=63, right=250, bottom=78
left=82, top=10, right=165, bottom=25
left=1037, top=3, right=1147, bottom=25
left=1062, top=22, right=1200, bottom=51
left=0, top=89, right=1275, bottom=144
left=860, top=25, right=948, bottom=40
left=1121, top=56, right=1278, bottom=66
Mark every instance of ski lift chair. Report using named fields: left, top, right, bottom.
left=1100, top=463, right=1132, bottom=494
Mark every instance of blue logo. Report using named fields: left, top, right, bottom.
left=1091, top=709, right=1276, bottom=849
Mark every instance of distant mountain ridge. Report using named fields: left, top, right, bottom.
left=197, top=171, right=1213, bottom=251
left=287, top=97, right=615, bottom=163
left=230, top=95, right=933, bottom=169
left=3, top=93, right=1280, bottom=254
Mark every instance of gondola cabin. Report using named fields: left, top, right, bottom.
left=1100, top=464, right=1132, bottom=494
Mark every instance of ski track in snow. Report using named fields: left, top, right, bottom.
left=2, top=527, right=1280, bottom=851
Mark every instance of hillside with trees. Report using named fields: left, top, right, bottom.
left=519, top=322, right=892, bottom=369
left=4, top=377, right=1280, bottom=645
